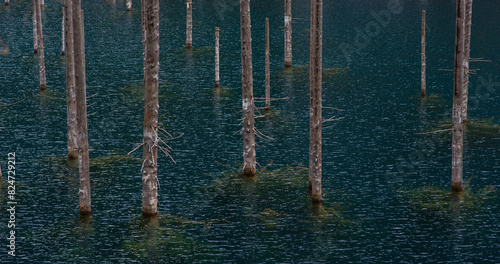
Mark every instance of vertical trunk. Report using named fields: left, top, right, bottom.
left=309, top=0, right=322, bottom=204
left=452, top=0, right=466, bottom=193
left=73, top=2, right=91, bottom=215
left=62, top=7, right=66, bottom=56
left=32, top=0, right=38, bottom=54
left=5, top=0, right=9, bottom=6
left=141, top=0, right=160, bottom=217
left=65, top=0, right=78, bottom=162
left=462, top=0, right=472, bottom=123
left=215, top=26, right=220, bottom=88
left=265, top=17, right=270, bottom=110
left=126, top=0, right=132, bottom=11
left=35, top=0, right=46, bottom=90
left=240, top=0, right=256, bottom=177
left=186, top=1, right=192, bottom=49
left=284, top=0, right=292, bottom=67
left=41, top=0, right=44, bottom=7
left=421, top=10, right=426, bottom=97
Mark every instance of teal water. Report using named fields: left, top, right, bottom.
left=1, top=0, right=499, bottom=263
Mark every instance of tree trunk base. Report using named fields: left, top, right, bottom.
left=311, top=194, right=322, bottom=204
left=40, top=84, right=47, bottom=90
left=451, top=182, right=463, bottom=193
left=79, top=206, right=91, bottom=216
left=243, top=167, right=256, bottom=177
left=186, top=43, right=192, bottom=49
left=215, top=81, right=220, bottom=88
left=142, top=209, right=158, bottom=217
left=284, top=61, right=292, bottom=68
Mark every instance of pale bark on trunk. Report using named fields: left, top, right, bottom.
left=62, top=7, right=66, bottom=56
left=265, top=17, right=270, bottom=110
left=126, top=0, right=132, bottom=11
left=32, top=0, right=38, bottom=54
left=421, top=10, right=426, bottom=97
left=462, top=0, right=472, bottom=123
left=41, top=0, right=44, bottom=7
left=186, top=1, right=192, bottom=48
left=452, top=0, right=466, bottom=193
left=284, top=0, right=292, bottom=67
left=141, top=0, right=160, bottom=217
left=35, top=0, right=46, bottom=90
left=240, top=0, right=256, bottom=177
left=65, top=0, right=78, bottom=162
left=309, top=0, right=322, bottom=204
left=73, top=2, right=91, bottom=215
left=215, top=26, right=220, bottom=87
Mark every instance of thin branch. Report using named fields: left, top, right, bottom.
left=254, top=127, right=275, bottom=141
left=0, top=98, right=27, bottom=107
left=322, top=106, right=345, bottom=111
left=127, top=142, right=144, bottom=155
left=86, top=92, right=99, bottom=99
left=417, top=128, right=452, bottom=135
left=322, top=116, right=345, bottom=123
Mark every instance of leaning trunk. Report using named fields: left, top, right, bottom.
left=35, top=0, right=46, bottom=90
left=462, top=0, right=472, bottom=123
left=141, top=0, right=160, bottom=217
left=65, top=0, right=78, bottom=162
left=452, top=0, right=466, bottom=193
left=240, top=0, right=256, bottom=177
left=186, top=1, right=192, bottom=48
left=309, top=0, right=322, bottom=204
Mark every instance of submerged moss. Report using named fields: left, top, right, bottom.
left=89, top=151, right=141, bottom=171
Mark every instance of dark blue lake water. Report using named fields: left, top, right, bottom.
left=1, top=0, right=499, bottom=263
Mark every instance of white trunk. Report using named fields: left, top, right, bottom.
left=32, top=0, right=38, bottom=53
left=462, top=0, right=472, bottom=123
left=284, top=0, right=292, bottom=67
left=215, top=26, right=220, bottom=87
left=62, top=7, right=66, bottom=56
left=421, top=10, right=426, bottom=97
left=35, top=0, right=46, bottom=90
left=186, top=1, right=192, bottom=48
left=126, top=0, right=132, bottom=11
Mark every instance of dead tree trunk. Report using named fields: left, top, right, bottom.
left=126, top=0, right=132, bottom=11
left=35, top=0, right=46, bottom=90
left=32, top=0, right=38, bottom=53
left=65, top=0, right=78, bottom=162
left=41, top=0, right=44, bottom=8
left=73, top=2, right=91, bottom=215
left=215, top=26, right=220, bottom=87
left=61, top=7, right=66, bottom=56
left=5, top=0, right=9, bottom=6
left=186, top=1, right=193, bottom=49
left=462, top=0, right=472, bottom=123
left=452, top=0, right=466, bottom=193
left=309, top=0, right=322, bottom=204
left=265, top=17, right=270, bottom=110
left=141, top=0, right=160, bottom=217
left=284, top=0, right=292, bottom=67
left=421, top=10, right=426, bottom=97
left=240, top=0, right=256, bottom=177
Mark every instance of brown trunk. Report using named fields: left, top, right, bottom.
left=35, top=0, right=46, bottom=90
left=141, top=0, right=160, bottom=217
left=284, top=0, right=292, bottom=67
left=73, top=2, right=91, bottom=215
left=265, top=17, right=270, bottom=110
left=240, top=0, right=256, bottom=177
left=61, top=6, right=66, bottom=56
left=309, top=0, right=322, bottom=204
left=5, top=0, right=9, bottom=6
left=126, top=0, right=132, bottom=11
left=421, top=10, right=426, bottom=97
left=452, top=0, right=466, bottom=193
left=32, top=0, right=38, bottom=53
left=462, top=0, right=472, bottom=123
left=215, top=26, right=220, bottom=88
left=186, top=1, right=193, bottom=49
left=65, top=0, right=78, bottom=162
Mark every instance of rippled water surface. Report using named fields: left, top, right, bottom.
left=1, top=0, right=499, bottom=263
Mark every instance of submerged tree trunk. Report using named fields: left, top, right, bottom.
left=65, top=0, right=78, bottom=162
left=32, top=0, right=38, bottom=53
left=73, top=1, right=91, bottom=215
left=309, top=0, right=322, bottom=204
left=35, top=0, right=46, bottom=90
left=141, top=0, right=160, bottom=217
left=265, top=17, right=270, bottom=110
left=126, top=0, right=132, bottom=11
left=284, top=0, right=292, bottom=67
left=421, top=10, right=426, bottom=97
left=462, top=0, right=472, bottom=123
left=215, top=26, right=220, bottom=88
left=61, top=7, right=66, bottom=56
left=186, top=1, right=192, bottom=49
left=452, top=0, right=466, bottom=193
left=5, top=0, right=9, bottom=6
left=240, top=0, right=256, bottom=177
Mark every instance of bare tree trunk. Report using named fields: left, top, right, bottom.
left=141, top=0, right=160, bottom=217
left=73, top=1, right=91, bottom=215
left=126, top=0, right=132, bottom=11
left=240, top=0, right=256, bottom=177
left=35, top=0, right=46, bottom=90
left=186, top=1, right=192, bottom=49
left=65, top=0, right=78, bottom=162
left=5, top=0, right=9, bottom=6
left=265, top=17, right=270, bottom=110
left=421, top=10, right=426, bottom=97
left=215, top=26, right=220, bottom=88
left=41, top=0, right=44, bottom=8
left=284, top=0, right=292, bottom=67
left=462, top=0, right=472, bottom=123
left=62, top=7, right=66, bottom=56
left=32, top=0, right=38, bottom=54
left=452, top=0, right=466, bottom=193
left=309, top=0, right=322, bottom=204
